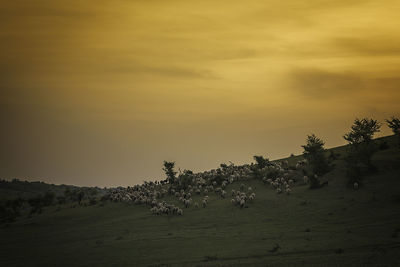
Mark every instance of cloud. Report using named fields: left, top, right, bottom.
left=333, top=36, right=400, bottom=57
left=287, top=68, right=365, bottom=99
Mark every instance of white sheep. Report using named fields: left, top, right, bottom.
left=240, top=199, right=245, bottom=208
left=221, top=190, right=226, bottom=198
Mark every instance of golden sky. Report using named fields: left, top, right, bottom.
left=1, top=0, right=399, bottom=186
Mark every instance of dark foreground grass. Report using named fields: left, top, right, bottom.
left=1, top=136, right=399, bottom=266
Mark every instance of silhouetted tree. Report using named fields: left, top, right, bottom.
left=302, top=134, right=329, bottom=177
left=386, top=117, right=400, bottom=147
left=343, top=118, right=380, bottom=169
left=343, top=118, right=380, bottom=184
left=163, top=161, right=177, bottom=185
left=253, top=155, right=270, bottom=169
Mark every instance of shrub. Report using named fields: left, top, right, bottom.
left=89, top=198, right=97, bottom=206
left=0, top=198, right=24, bottom=223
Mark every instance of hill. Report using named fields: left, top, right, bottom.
left=0, top=135, right=399, bottom=266
left=0, top=179, right=80, bottom=200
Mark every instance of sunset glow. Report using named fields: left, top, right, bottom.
left=1, top=0, right=399, bottom=186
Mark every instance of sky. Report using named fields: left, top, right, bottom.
left=1, top=0, right=399, bottom=187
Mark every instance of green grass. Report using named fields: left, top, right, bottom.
left=1, top=135, right=400, bottom=266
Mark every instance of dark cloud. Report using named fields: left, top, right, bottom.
left=333, top=37, right=400, bottom=57
left=288, top=68, right=365, bottom=98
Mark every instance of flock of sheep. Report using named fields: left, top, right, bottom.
left=105, top=158, right=355, bottom=216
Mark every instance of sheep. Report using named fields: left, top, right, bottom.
left=202, top=199, right=207, bottom=208
left=286, top=188, right=291, bottom=195
left=221, top=181, right=227, bottom=189
left=249, top=193, right=255, bottom=201
left=240, top=199, right=245, bottom=208
left=303, top=176, right=309, bottom=184
left=221, top=190, right=226, bottom=198
left=231, top=189, right=236, bottom=196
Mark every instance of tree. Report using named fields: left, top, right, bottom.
left=343, top=118, right=380, bottom=169
left=302, top=134, right=329, bottom=178
left=163, top=161, right=177, bottom=185
left=386, top=117, right=400, bottom=147
left=253, top=155, right=270, bottom=169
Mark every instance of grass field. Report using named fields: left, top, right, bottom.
left=1, top=135, right=399, bottom=266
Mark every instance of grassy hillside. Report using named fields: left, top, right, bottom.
left=0, top=135, right=399, bottom=266
left=0, top=180, right=79, bottom=200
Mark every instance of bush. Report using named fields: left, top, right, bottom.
left=0, top=198, right=24, bottom=223
left=89, top=198, right=97, bottom=206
